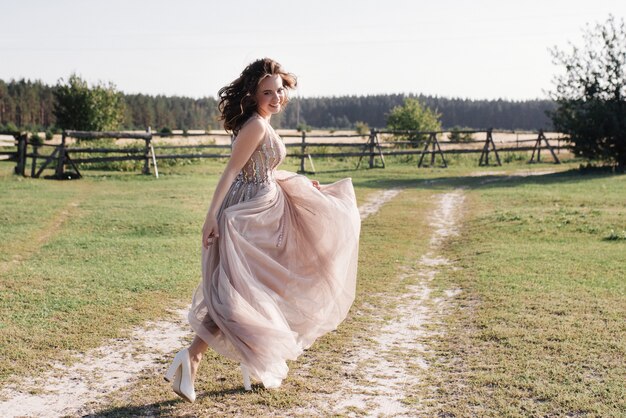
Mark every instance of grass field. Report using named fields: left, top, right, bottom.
left=422, top=169, right=626, bottom=416
left=0, top=155, right=624, bottom=416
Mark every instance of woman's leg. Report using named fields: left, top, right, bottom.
left=188, top=335, right=208, bottom=381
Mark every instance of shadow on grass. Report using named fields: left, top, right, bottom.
left=87, top=399, right=180, bottom=418
left=90, top=387, right=249, bottom=417
left=353, top=167, right=624, bottom=191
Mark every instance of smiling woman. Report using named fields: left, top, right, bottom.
left=163, top=58, right=361, bottom=403
left=255, top=76, right=286, bottom=116
left=217, top=59, right=296, bottom=135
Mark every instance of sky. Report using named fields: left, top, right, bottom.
left=2, top=0, right=626, bottom=101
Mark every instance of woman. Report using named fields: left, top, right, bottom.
left=165, top=58, right=361, bottom=402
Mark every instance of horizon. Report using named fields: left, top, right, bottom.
left=0, top=75, right=555, bottom=102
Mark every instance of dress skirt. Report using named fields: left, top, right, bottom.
left=188, top=170, right=361, bottom=388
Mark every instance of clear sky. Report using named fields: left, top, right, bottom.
left=1, top=0, right=625, bottom=100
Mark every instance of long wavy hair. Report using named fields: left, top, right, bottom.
left=218, top=58, right=297, bottom=134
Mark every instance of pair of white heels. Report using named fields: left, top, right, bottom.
left=164, top=348, right=252, bottom=403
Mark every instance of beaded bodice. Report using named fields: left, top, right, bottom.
left=226, top=115, right=286, bottom=205
left=236, top=118, right=285, bottom=184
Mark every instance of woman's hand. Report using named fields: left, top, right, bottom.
left=311, top=180, right=321, bottom=190
left=202, top=216, right=219, bottom=249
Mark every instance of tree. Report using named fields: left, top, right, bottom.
left=386, top=98, right=442, bottom=145
left=53, top=74, right=125, bottom=131
left=549, top=15, right=626, bottom=170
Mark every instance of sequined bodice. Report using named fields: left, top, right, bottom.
left=225, top=115, right=286, bottom=205
left=236, top=118, right=285, bottom=184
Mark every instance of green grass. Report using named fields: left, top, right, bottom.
left=423, top=170, right=626, bottom=417
left=0, top=171, right=210, bottom=378
left=1, top=155, right=624, bottom=416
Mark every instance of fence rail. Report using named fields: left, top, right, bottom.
left=7, top=127, right=567, bottom=179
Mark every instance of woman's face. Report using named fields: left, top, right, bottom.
left=255, top=74, right=286, bottom=118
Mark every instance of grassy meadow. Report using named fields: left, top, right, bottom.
left=0, top=154, right=624, bottom=416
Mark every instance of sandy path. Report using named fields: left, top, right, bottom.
left=317, top=190, right=466, bottom=417
left=0, top=188, right=401, bottom=418
left=359, top=188, right=402, bottom=220
left=0, top=310, right=190, bottom=417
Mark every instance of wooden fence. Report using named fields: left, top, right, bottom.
left=0, top=131, right=28, bottom=175
left=285, top=128, right=564, bottom=172
left=8, top=128, right=566, bottom=179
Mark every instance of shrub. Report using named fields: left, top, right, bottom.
left=354, top=121, right=370, bottom=135
left=447, top=126, right=474, bottom=142
left=386, top=98, right=442, bottom=147
left=296, top=123, right=312, bottom=133
left=30, top=132, right=44, bottom=146
left=3, top=122, right=19, bottom=133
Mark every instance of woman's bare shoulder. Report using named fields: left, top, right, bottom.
left=234, top=116, right=266, bottom=147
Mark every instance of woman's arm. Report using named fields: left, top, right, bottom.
left=202, top=118, right=266, bottom=248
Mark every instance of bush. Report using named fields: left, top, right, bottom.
left=502, top=152, right=526, bottom=163
left=387, top=98, right=442, bottom=147
left=354, top=121, right=370, bottom=135
left=447, top=126, right=474, bottom=142
left=30, top=132, right=44, bottom=146
left=296, top=123, right=312, bottom=133
left=2, top=122, right=19, bottom=133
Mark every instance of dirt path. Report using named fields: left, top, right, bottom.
left=309, top=190, right=466, bottom=417
left=0, top=191, right=88, bottom=276
left=0, top=188, right=401, bottom=418
left=359, top=188, right=402, bottom=220
left=0, top=310, right=190, bottom=417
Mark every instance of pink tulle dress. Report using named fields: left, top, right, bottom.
left=188, top=113, right=361, bottom=388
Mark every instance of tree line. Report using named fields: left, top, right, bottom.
left=0, top=78, right=555, bottom=133
left=279, top=94, right=555, bottom=131
left=0, top=78, right=221, bottom=133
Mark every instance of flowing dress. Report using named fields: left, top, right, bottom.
left=188, top=113, right=361, bottom=388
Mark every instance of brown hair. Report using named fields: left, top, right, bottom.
left=217, top=58, right=297, bottom=134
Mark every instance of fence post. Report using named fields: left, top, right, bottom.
left=485, top=130, right=491, bottom=165
left=31, top=144, right=39, bottom=177
left=142, top=127, right=151, bottom=175
left=529, top=129, right=560, bottom=164
left=430, top=133, right=437, bottom=166
left=368, top=129, right=376, bottom=168
left=537, top=129, right=543, bottom=163
left=14, top=132, right=27, bottom=176
left=299, top=131, right=306, bottom=173
left=55, top=132, right=66, bottom=178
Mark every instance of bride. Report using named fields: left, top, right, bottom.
left=164, top=58, right=361, bottom=402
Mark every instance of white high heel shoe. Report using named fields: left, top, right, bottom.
left=241, top=364, right=252, bottom=391
left=164, top=348, right=196, bottom=402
